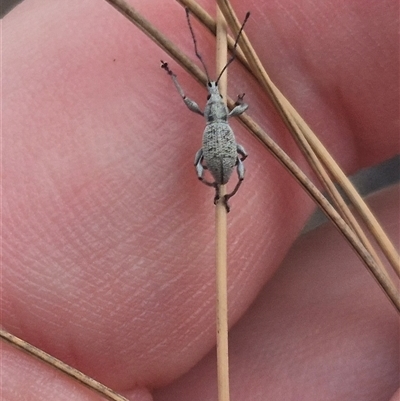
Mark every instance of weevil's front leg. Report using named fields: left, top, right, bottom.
left=228, top=93, right=248, bottom=117
left=161, top=61, right=204, bottom=116
left=223, top=157, right=245, bottom=212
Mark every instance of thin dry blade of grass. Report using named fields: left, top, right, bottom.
left=0, top=329, right=129, bottom=401
left=215, top=0, right=400, bottom=277
left=215, top=6, right=231, bottom=401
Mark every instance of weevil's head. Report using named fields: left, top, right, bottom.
left=206, top=81, right=223, bottom=102
left=204, top=80, right=228, bottom=122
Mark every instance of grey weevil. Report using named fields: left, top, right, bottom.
left=161, top=9, right=250, bottom=212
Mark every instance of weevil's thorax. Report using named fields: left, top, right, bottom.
left=203, top=81, right=229, bottom=124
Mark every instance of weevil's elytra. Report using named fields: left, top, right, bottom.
left=202, top=123, right=237, bottom=184
left=161, top=9, right=250, bottom=212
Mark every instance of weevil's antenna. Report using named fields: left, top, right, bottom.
left=216, top=11, right=250, bottom=84
left=185, top=7, right=211, bottom=82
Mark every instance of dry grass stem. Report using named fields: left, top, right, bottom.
left=236, top=112, right=399, bottom=307
left=216, top=0, right=400, bottom=302
left=0, top=329, right=128, bottom=401
left=215, top=7, right=230, bottom=401
left=291, top=126, right=390, bottom=285
left=217, top=0, right=399, bottom=272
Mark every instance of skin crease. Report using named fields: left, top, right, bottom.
left=1, top=0, right=398, bottom=400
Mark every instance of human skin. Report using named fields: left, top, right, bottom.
left=2, top=0, right=399, bottom=400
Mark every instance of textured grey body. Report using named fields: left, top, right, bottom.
left=194, top=82, right=248, bottom=190
left=202, top=122, right=237, bottom=184
left=201, top=83, right=238, bottom=185
left=161, top=62, right=248, bottom=211
left=161, top=7, right=250, bottom=211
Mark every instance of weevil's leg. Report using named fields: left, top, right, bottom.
left=184, top=97, right=204, bottom=116
left=161, top=61, right=203, bottom=116
left=213, top=184, right=221, bottom=205
left=194, top=149, right=203, bottom=168
left=235, top=93, right=246, bottom=105
left=223, top=157, right=245, bottom=212
left=195, top=155, right=219, bottom=205
left=237, top=143, right=248, bottom=161
left=228, top=93, right=248, bottom=117
left=194, top=149, right=216, bottom=187
left=194, top=149, right=219, bottom=205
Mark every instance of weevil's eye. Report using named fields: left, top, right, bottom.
left=207, top=82, right=212, bottom=87
left=207, top=94, right=211, bottom=100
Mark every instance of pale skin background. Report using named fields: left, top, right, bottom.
left=2, top=0, right=399, bottom=400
